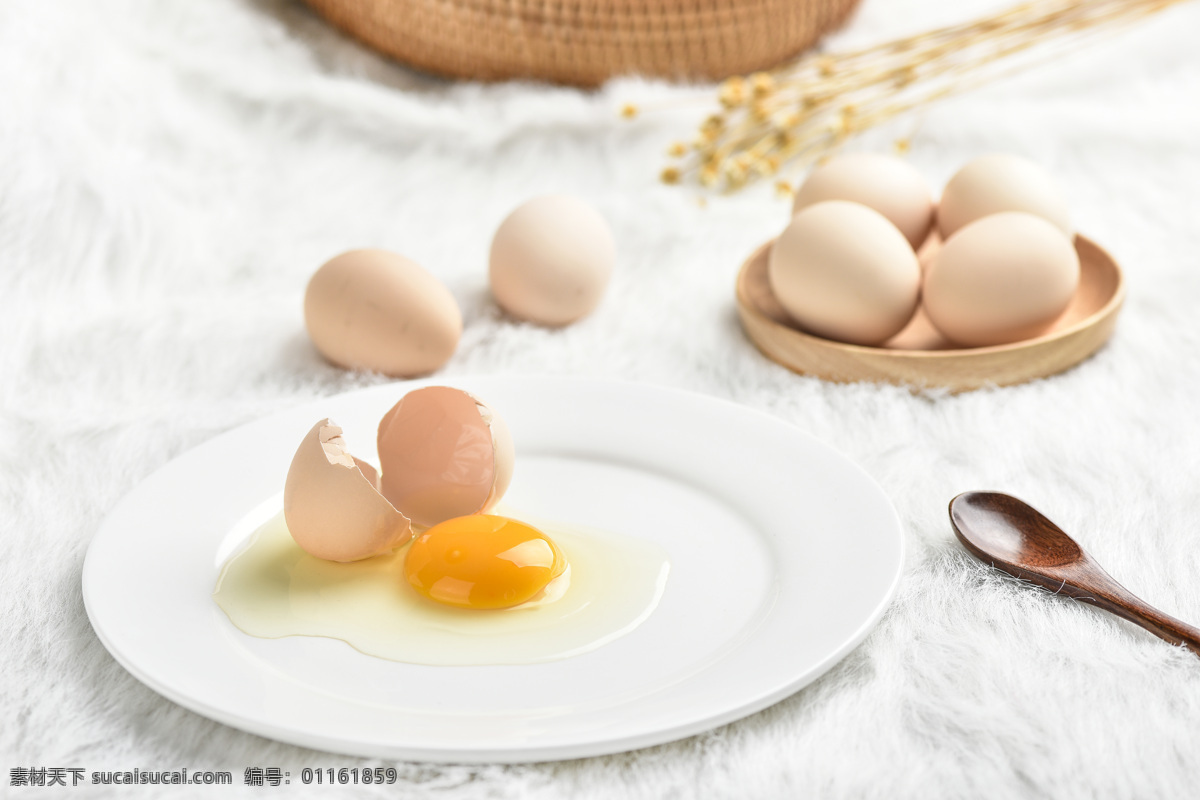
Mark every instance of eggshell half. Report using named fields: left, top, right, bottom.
left=489, top=195, right=615, bottom=326
left=377, top=386, right=515, bottom=528
left=923, top=212, right=1080, bottom=347
left=768, top=200, right=921, bottom=346
left=283, top=419, right=412, bottom=562
left=477, top=402, right=514, bottom=511
left=304, top=249, right=462, bottom=377
left=793, top=153, right=935, bottom=249
left=937, top=153, right=1071, bottom=240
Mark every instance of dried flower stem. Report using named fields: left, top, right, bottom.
left=639, top=0, right=1191, bottom=193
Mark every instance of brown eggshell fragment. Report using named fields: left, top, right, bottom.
left=304, top=249, right=462, bottom=378
left=377, top=387, right=514, bottom=528
left=479, top=405, right=514, bottom=511
left=283, top=419, right=412, bottom=562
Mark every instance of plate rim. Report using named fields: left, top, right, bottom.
left=82, top=376, right=905, bottom=762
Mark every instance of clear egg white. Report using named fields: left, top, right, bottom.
left=213, top=510, right=669, bottom=666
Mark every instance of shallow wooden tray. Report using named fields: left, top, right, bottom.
left=735, top=234, right=1125, bottom=391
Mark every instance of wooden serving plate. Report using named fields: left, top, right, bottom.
left=735, top=234, right=1124, bottom=391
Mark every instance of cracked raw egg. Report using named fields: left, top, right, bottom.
left=214, top=509, right=669, bottom=665
left=215, top=386, right=671, bottom=666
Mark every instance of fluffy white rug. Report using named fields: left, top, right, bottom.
left=4, top=0, right=1200, bottom=796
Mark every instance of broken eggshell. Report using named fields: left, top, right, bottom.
left=283, top=419, right=413, bottom=562
left=377, top=386, right=515, bottom=529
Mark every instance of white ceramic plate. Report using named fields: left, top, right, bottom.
left=83, top=376, right=904, bottom=763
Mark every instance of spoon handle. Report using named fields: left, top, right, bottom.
left=1062, top=562, right=1200, bottom=656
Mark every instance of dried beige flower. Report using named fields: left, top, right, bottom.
left=637, top=0, right=1189, bottom=193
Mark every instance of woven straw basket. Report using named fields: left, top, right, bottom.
left=305, top=0, right=861, bottom=86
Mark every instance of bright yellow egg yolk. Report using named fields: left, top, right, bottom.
left=404, top=515, right=567, bottom=610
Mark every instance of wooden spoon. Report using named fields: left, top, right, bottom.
left=949, top=491, right=1200, bottom=656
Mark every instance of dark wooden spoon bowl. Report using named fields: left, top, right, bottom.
left=949, top=491, right=1200, bottom=656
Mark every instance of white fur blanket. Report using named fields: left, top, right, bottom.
left=4, top=0, right=1200, bottom=796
